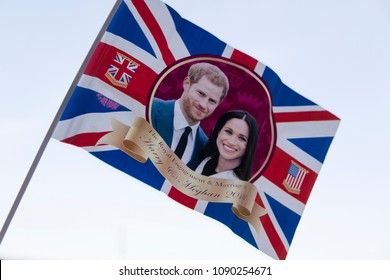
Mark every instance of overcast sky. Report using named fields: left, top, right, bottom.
left=0, top=0, right=389, bottom=259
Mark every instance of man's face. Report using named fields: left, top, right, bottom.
left=180, top=76, right=224, bottom=126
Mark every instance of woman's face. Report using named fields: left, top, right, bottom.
left=216, top=118, right=249, bottom=163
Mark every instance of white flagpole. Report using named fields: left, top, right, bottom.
left=0, top=0, right=123, bottom=247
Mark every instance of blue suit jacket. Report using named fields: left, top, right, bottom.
left=151, top=98, right=208, bottom=170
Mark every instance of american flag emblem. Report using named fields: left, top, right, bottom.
left=105, top=52, right=139, bottom=88
left=283, top=161, right=309, bottom=195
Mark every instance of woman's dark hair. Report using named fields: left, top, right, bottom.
left=200, top=110, right=259, bottom=181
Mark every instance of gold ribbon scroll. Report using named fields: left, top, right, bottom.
left=97, top=117, right=267, bottom=234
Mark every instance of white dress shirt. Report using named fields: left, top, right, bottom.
left=195, top=157, right=240, bottom=180
left=171, top=101, right=199, bottom=164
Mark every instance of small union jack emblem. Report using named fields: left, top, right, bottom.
left=283, top=161, right=309, bottom=195
left=105, top=52, right=139, bottom=88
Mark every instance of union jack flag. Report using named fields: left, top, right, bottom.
left=105, top=52, right=139, bottom=88
left=52, top=0, right=340, bottom=259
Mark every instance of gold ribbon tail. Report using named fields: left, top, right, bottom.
left=96, top=118, right=148, bottom=163
left=232, top=202, right=267, bottom=238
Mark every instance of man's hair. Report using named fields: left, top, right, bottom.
left=187, top=62, right=229, bottom=101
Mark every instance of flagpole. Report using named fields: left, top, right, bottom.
left=0, top=0, right=123, bottom=248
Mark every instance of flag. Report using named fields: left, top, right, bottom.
left=283, top=161, right=309, bottom=195
left=52, top=0, right=340, bottom=259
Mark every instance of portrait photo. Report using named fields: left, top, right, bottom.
left=148, top=56, right=276, bottom=182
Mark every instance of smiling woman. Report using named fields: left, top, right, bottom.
left=196, top=110, right=259, bottom=181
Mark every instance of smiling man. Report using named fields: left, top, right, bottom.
left=151, top=62, right=229, bottom=169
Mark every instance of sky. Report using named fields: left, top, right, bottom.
left=0, top=0, right=389, bottom=260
